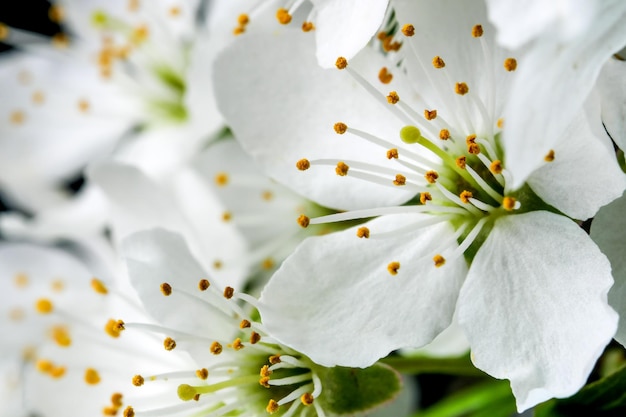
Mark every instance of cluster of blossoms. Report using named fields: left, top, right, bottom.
left=1, top=0, right=626, bottom=416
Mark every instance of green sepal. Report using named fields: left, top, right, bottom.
left=534, top=365, right=626, bottom=417
left=315, top=363, right=402, bottom=415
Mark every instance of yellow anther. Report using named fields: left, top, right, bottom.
left=48, top=5, right=64, bottom=22
left=455, top=82, right=469, bottom=95
left=387, top=91, right=400, bottom=104
left=267, top=399, right=279, bottom=413
left=334, top=122, right=348, bottom=134
left=0, top=23, right=9, bottom=40
left=128, top=0, right=140, bottom=11
left=490, top=160, right=503, bottom=174
left=459, top=190, right=473, bottom=203
left=91, top=278, right=108, bottom=294
left=260, top=376, right=271, bottom=387
left=424, top=109, right=437, bottom=120
left=51, top=326, right=72, bottom=347
left=302, top=21, right=315, bottom=32
left=468, top=143, right=481, bottom=155
left=231, top=338, right=244, bottom=350
left=497, top=118, right=504, bottom=129
left=262, top=258, right=274, bottom=270
left=262, top=190, right=273, bottom=201
left=425, top=170, right=439, bottom=184
left=52, top=33, right=70, bottom=48
left=223, top=286, right=235, bottom=299
left=10, top=110, right=25, bottom=125
left=381, top=35, right=402, bottom=52
left=336, top=161, right=350, bottom=176
left=169, top=6, right=181, bottom=17
left=335, top=57, right=348, bottom=70
left=124, top=406, right=135, bottom=417
left=401, top=24, right=415, bottom=37
left=544, top=149, right=555, bottom=162
left=221, top=211, right=232, bottom=222
left=214, top=172, right=228, bottom=186
left=163, top=337, right=177, bottom=351
left=260, top=365, right=272, bottom=377
left=213, top=259, right=223, bottom=269
left=51, top=279, right=65, bottom=292
left=105, top=319, right=125, bottom=338
left=432, top=56, right=446, bottom=68
left=420, top=192, right=432, bottom=204
left=132, top=375, right=144, bottom=386
left=196, top=368, right=208, bottom=380
left=393, top=174, right=406, bottom=186
left=269, top=355, right=282, bottom=364
left=297, top=214, right=310, bottom=228
left=35, top=298, right=53, bottom=314
left=85, top=368, right=101, bottom=385
left=504, top=58, right=517, bottom=71
left=433, top=254, right=446, bottom=268
left=472, top=24, right=483, bottom=37
left=240, top=319, right=251, bottom=329
left=276, top=8, right=292, bottom=24
left=466, top=134, right=476, bottom=145
left=238, top=14, right=249, bottom=25
left=233, top=26, right=245, bottom=36
left=32, top=90, right=45, bottom=105
left=193, top=394, right=200, bottom=401
left=14, top=273, right=29, bottom=288
left=387, top=261, right=400, bottom=276
left=50, top=366, right=66, bottom=379
left=131, top=25, right=149, bottom=44
left=502, top=197, right=516, bottom=211
left=456, top=156, right=467, bottom=169
left=198, top=279, right=210, bottom=291
left=103, top=406, right=118, bottom=416
left=160, top=282, right=172, bottom=296
left=356, top=227, right=370, bottom=239
left=37, top=359, right=54, bottom=374
left=250, top=331, right=261, bottom=344
left=387, top=148, right=399, bottom=159
left=111, top=393, right=123, bottom=407
left=439, top=129, right=450, bottom=140
left=378, top=67, right=393, bottom=84
left=9, top=308, right=25, bottom=321
left=296, top=159, right=310, bottom=170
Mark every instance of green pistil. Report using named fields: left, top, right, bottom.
left=178, top=374, right=261, bottom=401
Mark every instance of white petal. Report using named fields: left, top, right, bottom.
left=527, top=101, right=626, bottom=220
left=311, top=0, right=389, bottom=68
left=403, top=318, right=470, bottom=358
left=501, top=2, right=626, bottom=187
left=590, top=190, right=626, bottom=346
left=259, top=214, right=467, bottom=367
left=458, top=211, right=617, bottom=412
left=596, top=57, right=626, bottom=148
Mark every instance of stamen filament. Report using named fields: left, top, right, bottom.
left=309, top=205, right=468, bottom=224
left=434, top=183, right=482, bottom=216
left=269, top=372, right=312, bottom=386
left=464, top=165, right=503, bottom=203
left=185, top=374, right=260, bottom=396
left=448, top=217, right=489, bottom=261
left=278, top=383, right=314, bottom=405
left=468, top=198, right=497, bottom=212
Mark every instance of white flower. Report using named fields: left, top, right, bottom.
left=213, top=0, right=625, bottom=410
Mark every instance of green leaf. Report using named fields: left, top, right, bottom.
left=315, top=363, right=402, bottom=415
left=534, top=365, right=626, bottom=417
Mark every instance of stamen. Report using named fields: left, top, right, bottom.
left=198, top=279, right=210, bottom=291
left=309, top=204, right=468, bottom=225
left=267, top=400, right=280, bottom=413
left=297, top=215, right=310, bottom=228
left=503, top=58, right=517, bottom=71
left=424, top=171, right=439, bottom=184
left=160, top=283, right=172, bottom=296
left=335, top=162, right=349, bottom=176
left=433, top=255, right=445, bottom=267
left=471, top=25, right=483, bottom=37
left=132, top=375, right=145, bottom=386
left=91, top=278, right=109, bottom=295
left=439, top=129, right=450, bottom=140
left=387, top=262, right=400, bottom=275
left=489, top=160, right=503, bottom=174
left=455, top=82, right=469, bottom=95
left=302, top=22, right=315, bottom=32
left=502, top=197, right=517, bottom=211
left=393, top=174, right=406, bottom=186
left=544, top=150, right=555, bottom=162
left=85, top=368, right=101, bottom=385
left=215, top=172, right=229, bottom=186
left=420, top=192, right=432, bottom=204
left=432, top=56, right=445, bottom=68
left=163, top=337, right=177, bottom=351
left=387, top=91, right=400, bottom=104
left=401, top=24, right=415, bottom=37
left=276, top=8, right=292, bottom=25
left=386, top=148, right=399, bottom=159
left=424, top=109, right=437, bottom=120
left=333, top=122, right=347, bottom=134
left=378, top=67, right=393, bottom=84
left=459, top=190, right=473, bottom=203
left=335, top=57, right=348, bottom=70
left=35, top=298, right=53, bottom=314
left=356, top=227, right=370, bottom=238
left=464, top=165, right=504, bottom=203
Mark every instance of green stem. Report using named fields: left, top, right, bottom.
left=380, top=355, right=486, bottom=377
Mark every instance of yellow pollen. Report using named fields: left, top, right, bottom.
left=238, top=14, right=249, bottom=25
left=262, top=190, right=273, bottom=201
left=214, top=172, right=229, bottom=186
left=401, top=24, right=415, bottom=37
left=420, top=192, right=432, bottom=204
left=78, top=99, right=90, bottom=113
left=468, top=143, right=481, bottom=155
left=128, top=0, right=140, bottom=11
left=455, top=82, right=469, bottom=95
left=378, top=67, right=393, bottom=84
left=335, top=57, right=348, bottom=70
left=221, top=211, right=232, bottom=222
left=297, top=214, right=310, bottom=228
left=233, top=26, right=245, bottom=35
left=296, top=158, right=310, bottom=170
left=169, top=6, right=181, bottom=17
left=124, top=406, right=135, bottom=417
left=163, top=337, right=177, bottom=351
left=490, top=160, right=503, bottom=174
left=334, top=122, right=348, bottom=134
left=35, top=298, right=53, bottom=314
left=32, top=90, right=45, bottom=105
left=131, top=25, right=149, bottom=44
left=260, top=376, right=272, bottom=388
left=193, top=394, right=200, bottom=401
left=14, top=272, right=29, bottom=288
left=52, top=33, right=70, bottom=48
left=0, top=23, right=9, bottom=40
left=105, top=319, right=125, bottom=338
left=262, top=258, right=274, bottom=270
left=48, top=5, right=64, bottom=22
left=387, top=91, right=400, bottom=104
left=10, top=110, right=25, bottom=125
left=336, top=161, right=350, bottom=176
left=472, top=24, right=483, bottom=37
left=424, top=109, right=437, bottom=120
left=132, top=375, right=144, bottom=386
left=85, top=368, right=101, bottom=385
left=425, top=170, right=439, bottom=184
left=439, top=129, right=450, bottom=140
left=240, top=319, right=251, bottom=329
left=502, top=197, right=516, bottom=211
left=387, top=261, right=400, bottom=276
left=432, top=56, right=446, bottom=68
left=381, top=35, right=402, bottom=52
left=103, top=406, right=117, bottom=416
left=260, top=365, right=272, bottom=377
left=456, top=156, right=467, bottom=169
left=433, top=255, right=446, bottom=268
left=387, top=148, right=399, bottom=159
left=267, top=399, right=279, bottom=413
left=196, top=368, right=208, bottom=380
left=223, top=286, right=235, bottom=299
left=213, top=259, right=223, bottom=269
left=269, top=355, right=281, bottom=364
left=250, top=331, right=261, bottom=344
left=51, top=326, right=72, bottom=347
left=504, top=58, right=518, bottom=71
left=466, top=134, right=477, bottom=144
left=111, top=393, right=123, bottom=407
left=497, top=118, right=504, bottom=129
left=50, top=366, right=66, bottom=379
left=544, top=149, right=555, bottom=162
left=276, top=8, right=292, bottom=25
left=37, top=359, right=54, bottom=374
left=231, top=338, right=244, bottom=350
left=160, top=282, right=172, bottom=296
left=393, top=174, right=406, bottom=186
left=198, top=279, right=210, bottom=291
left=459, top=190, right=473, bottom=203
left=302, top=21, right=315, bottom=32
left=91, top=278, right=108, bottom=294
left=356, top=227, right=370, bottom=239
